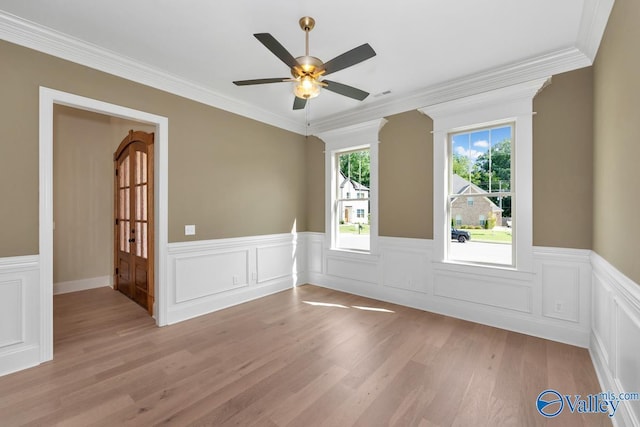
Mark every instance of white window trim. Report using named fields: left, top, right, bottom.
left=317, top=118, right=387, bottom=255
left=420, top=78, right=548, bottom=273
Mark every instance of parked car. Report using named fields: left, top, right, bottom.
left=451, top=227, right=471, bottom=243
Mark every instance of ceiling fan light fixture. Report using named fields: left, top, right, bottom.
left=294, top=75, right=321, bottom=99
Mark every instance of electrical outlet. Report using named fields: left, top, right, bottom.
left=185, top=225, right=196, bottom=236
left=233, top=275, right=239, bottom=285
left=555, top=301, right=563, bottom=312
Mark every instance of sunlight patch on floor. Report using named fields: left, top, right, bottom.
left=351, top=305, right=395, bottom=313
left=302, top=301, right=395, bottom=313
left=302, top=301, right=348, bottom=308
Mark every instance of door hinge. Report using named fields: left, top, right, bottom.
left=115, top=169, right=118, bottom=176
left=115, top=267, right=119, bottom=275
left=115, top=218, right=119, bottom=225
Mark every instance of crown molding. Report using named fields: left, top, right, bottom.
left=316, top=118, right=387, bottom=151
left=576, top=0, right=615, bottom=61
left=309, top=47, right=591, bottom=134
left=1, top=4, right=611, bottom=136
left=419, top=78, right=549, bottom=124
left=0, top=11, right=307, bottom=135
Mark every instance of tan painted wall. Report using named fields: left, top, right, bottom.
left=0, top=40, right=307, bottom=257
left=532, top=67, right=594, bottom=249
left=53, top=105, right=154, bottom=283
left=379, top=111, right=433, bottom=239
left=593, top=0, right=640, bottom=284
left=305, top=136, right=326, bottom=233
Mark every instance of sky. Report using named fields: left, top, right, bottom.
left=451, top=125, right=511, bottom=162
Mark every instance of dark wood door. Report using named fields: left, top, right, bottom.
left=114, top=130, right=154, bottom=315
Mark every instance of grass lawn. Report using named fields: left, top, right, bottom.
left=340, top=224, right=370, bottom=235
left=466, top=228, right=512, bottom=243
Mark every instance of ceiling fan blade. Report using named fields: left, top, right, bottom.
left=233, top=78, right=290, bottom=86
left=254, top=33, right=300, bottom=70
left=322, top=43, right=376, bottom=76
left=293, top=97, right=307, bottom=110
left=323, top=80, right=369, bottom=101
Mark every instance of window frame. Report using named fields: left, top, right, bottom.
left=420, top=79, right=547, bottom=273
left=319, top=119, right=384, bottom=255
left=334, top=148, right=371, bottom=251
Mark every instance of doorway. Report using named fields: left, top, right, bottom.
left=39, top=87, right=168, bottom=364
left=114, top=130, right=155, bottom=314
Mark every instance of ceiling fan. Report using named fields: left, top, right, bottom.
left=233, top=16, right=376, bottom=110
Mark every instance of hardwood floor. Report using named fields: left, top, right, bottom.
left=0, top=285, right=611, bottom=426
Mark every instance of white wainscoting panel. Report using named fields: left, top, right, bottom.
left=433, top=271, right=532, bottom=313
left=325, top=252, right=378, bottom=284
left=307, top=235, right=324, bottom=275
left=0, top=255, right=40, bottom=377
left=166, top=233, right=300, bottom=325
left=257, top=243, right=294, bottom=284
left=590, top=253, right=640, bottom=427
left=535, top=247, right=592, bottom=328
left=174, top=249, right=249, bottom=303
left=380, top=237, right=430, bottom=293
left=0, top=279, right=23, bottom=348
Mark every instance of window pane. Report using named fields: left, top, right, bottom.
left=337, top=201, right=370, bottom=251
left=338, top=151, right=370, bottom=200
left=451, top=126, right=511, bottom=195
left=136, top=222, right=142, bottom=257
left=450, top=196, right=512, bottom=265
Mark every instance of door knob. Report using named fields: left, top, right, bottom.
left=129, top=238, right=135, bottom=243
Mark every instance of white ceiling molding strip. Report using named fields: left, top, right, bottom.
left=576, top=0, right=616, bottom=61
left=309, top=47, right=590, bottom=134
left=0, top=11, right=307, bottom=135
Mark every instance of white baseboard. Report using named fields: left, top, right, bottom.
left=590, top=252, right=640, bottom=427
left=53, top=275, right=113, bottom=295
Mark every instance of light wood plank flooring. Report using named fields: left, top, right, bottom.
left=0, top=285, right=610, bottom=426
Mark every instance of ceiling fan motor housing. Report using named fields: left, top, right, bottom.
left=292, top=56, right=323, bottom=77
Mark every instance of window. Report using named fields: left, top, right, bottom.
left=449, top=124, right=513, bottom=265
left=335, top=149, right=370, bottom=251
left=320, top=118, right=384, bottom=255
left=421, top=78, right=544, bottom=272
left=455, top=214, right=462, bottom=226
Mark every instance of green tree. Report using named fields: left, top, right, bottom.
left=452, top=153, right=472, bottom=179
left=339, top=150, right=370, bottom=188
left=471, top=138, right=512, bottom=217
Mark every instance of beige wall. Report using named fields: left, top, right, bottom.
left=379, top=111, right=433, bottom=239
left=53, top=105, right=154, bottom=283
left=305, top=136, right=326, bottom=233
left=593, top=0, right=640, bottom=284
left=532, top=67, right=594, bottom=249
left=0, top=40, right=307, bottom=257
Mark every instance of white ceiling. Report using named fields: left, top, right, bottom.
left=0, top=0, right=612, bottom=134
